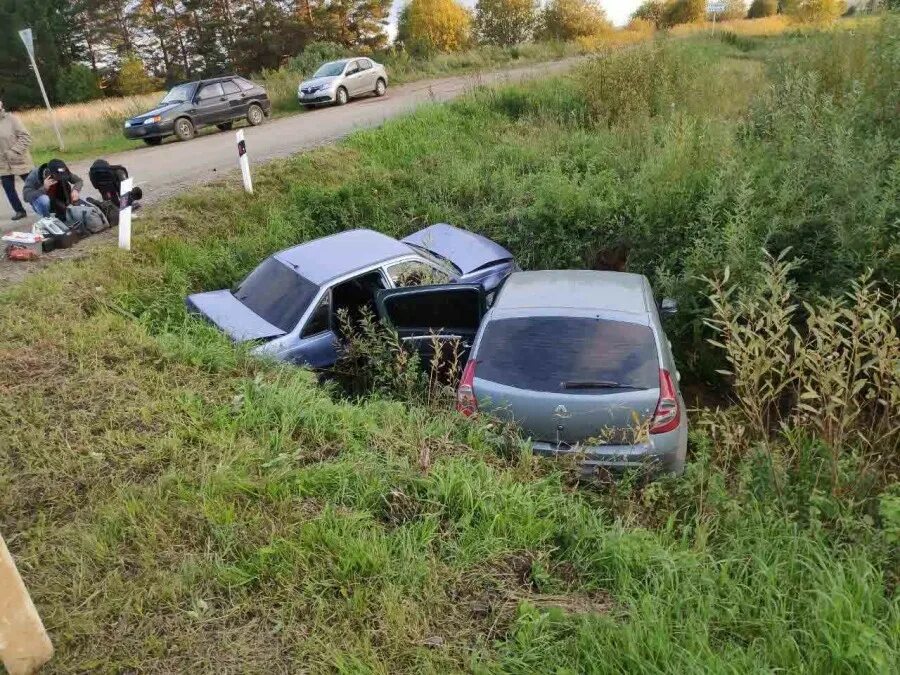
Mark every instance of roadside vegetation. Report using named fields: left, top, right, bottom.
left=1, top=17, right=898, bottom=672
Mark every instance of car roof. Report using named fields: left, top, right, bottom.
left=175, top=76, right=243, bottom=87
left=494, top=270, right=650, bottom=314
left=273, top=229, right=411, bottom=285
left=324, top=57, right=370, bottom=65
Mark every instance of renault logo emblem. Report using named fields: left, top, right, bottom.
left=554, top=404, right=570, bottom=418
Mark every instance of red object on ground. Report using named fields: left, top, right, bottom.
left=6, top=247, right=39, bottom=262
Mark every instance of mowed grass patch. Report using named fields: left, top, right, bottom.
left=1, top=26, right=898, bottom=672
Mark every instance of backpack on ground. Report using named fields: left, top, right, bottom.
left=86, top=196, right=120, bottom=227
left=66, top=201, right=109, bottom=235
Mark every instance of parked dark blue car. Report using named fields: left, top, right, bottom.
left=186, top=224, right=516, bottom=367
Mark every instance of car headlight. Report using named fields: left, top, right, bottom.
left=124, top=121, right=131, bottom=128
left=144, top=115, right=161, bottom=125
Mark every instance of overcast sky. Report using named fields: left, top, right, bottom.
left=388, top=1, right=644, bottom=39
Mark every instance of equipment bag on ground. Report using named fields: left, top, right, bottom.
left=35, top=216, right=77, bottom=250
left=66, top=201, right=109, bottom=235
left=86, top=197, right=120, bottom=227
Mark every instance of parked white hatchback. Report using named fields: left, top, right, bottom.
left=297, top=58, right=388, bottom=108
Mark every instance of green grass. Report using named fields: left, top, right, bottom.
left=31, top=123, right=242, bottom=167
left=1, top=22, right=898, bottom=673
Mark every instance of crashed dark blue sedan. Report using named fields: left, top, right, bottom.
left=186, top=224, right=516, bottom=367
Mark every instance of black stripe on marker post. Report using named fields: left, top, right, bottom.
left=238, top=140, right=247, bottom=157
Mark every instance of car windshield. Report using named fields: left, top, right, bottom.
left=232, top=258, right=319, bottom=332
left=313, top=61, right=346, bottom=78
left=475, top=317, right=660, bottom=394
left=405, top=243, right=462, bottom=276
left=161, top=83, right=195, bottom=104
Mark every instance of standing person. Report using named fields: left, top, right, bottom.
left=0, top=98, right=34, bottom=221
left=23, top=159, right=83, bottom=220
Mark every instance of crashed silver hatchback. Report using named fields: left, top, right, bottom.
left=376, top=270, right=687, bottom=475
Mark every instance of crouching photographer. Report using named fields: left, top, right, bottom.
left=23, top=159, right=84, bottom=219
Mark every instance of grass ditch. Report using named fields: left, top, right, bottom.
left=1, top=23, right=898, bottom=672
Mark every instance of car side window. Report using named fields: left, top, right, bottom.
left=301, top=293, right=330, bottom=338
left=222, top=80, right=241, bottom=95
left=346, top=62, right=360, bottom=75
left=331, top=270, right=388, bottom=336
left=386, top=261, right=450, bottom=288
left=199, top=83, right=224, bottom=99
left=359, top=59, right=373, bottom=71
left=236, top=78, right=255, bottom=91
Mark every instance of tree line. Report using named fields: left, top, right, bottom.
left=1, top=0, right=890, bottom=108
left=0, top=0, right=392, bottom=107
left=0, top=0, right=614, bottom=107
left=398, top=0, right=611, bottom=54
left=631, top=0, right=885, bottom=28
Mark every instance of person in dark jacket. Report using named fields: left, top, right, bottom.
left=23, top=159, right=83, bottom=219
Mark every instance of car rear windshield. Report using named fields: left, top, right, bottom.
left=232, top=258, right=318, bottom=332
left=475, top=317, right=659, bottom=394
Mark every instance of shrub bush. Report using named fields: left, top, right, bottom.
left=286, top=41, right=352, bottom=76
left=56, top=63, right=102, bottom=104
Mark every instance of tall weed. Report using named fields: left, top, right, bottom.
left=704, top=253, right=899, bottom=483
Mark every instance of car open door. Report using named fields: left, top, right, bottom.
left=375, top=284, right=486, bottom=365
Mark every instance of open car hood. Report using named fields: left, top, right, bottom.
left=186, top=289, right=286, bottom=342
left=402, top=223, right=513, bottom=276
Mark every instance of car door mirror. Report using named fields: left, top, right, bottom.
left=660, top=298, right=678, bottom=317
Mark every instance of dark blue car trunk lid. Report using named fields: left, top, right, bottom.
left=186, top=289, right=286, bottom=342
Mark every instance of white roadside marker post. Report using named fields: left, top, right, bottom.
left=0, top=534, right=53, bottom=675
left=118, top=177, right=134, bottom=251
left=237, top=130, right=253, bottom=194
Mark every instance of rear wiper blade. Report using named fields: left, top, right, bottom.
left=561, top=380, right=647, bottom=390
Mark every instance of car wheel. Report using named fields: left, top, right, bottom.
left=335, top=87, right=348, bottom=106
left=143, top=137, right=163, bottom=146
left=375, top=78, right=386, bottom=97
left=216, top=121, right=234, bottom=131
left=247, top=104, right=264, bottom=126
left=174, top=117, right=195, bottom=141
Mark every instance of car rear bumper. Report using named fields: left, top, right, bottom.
left=531, top=427, right=686, bottom=475
left=124, top=121, right=173, bottom=139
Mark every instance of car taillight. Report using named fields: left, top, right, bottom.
left=456, top=360, right=478, bottom=417
left=650, top=368, right=680, bottom=435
